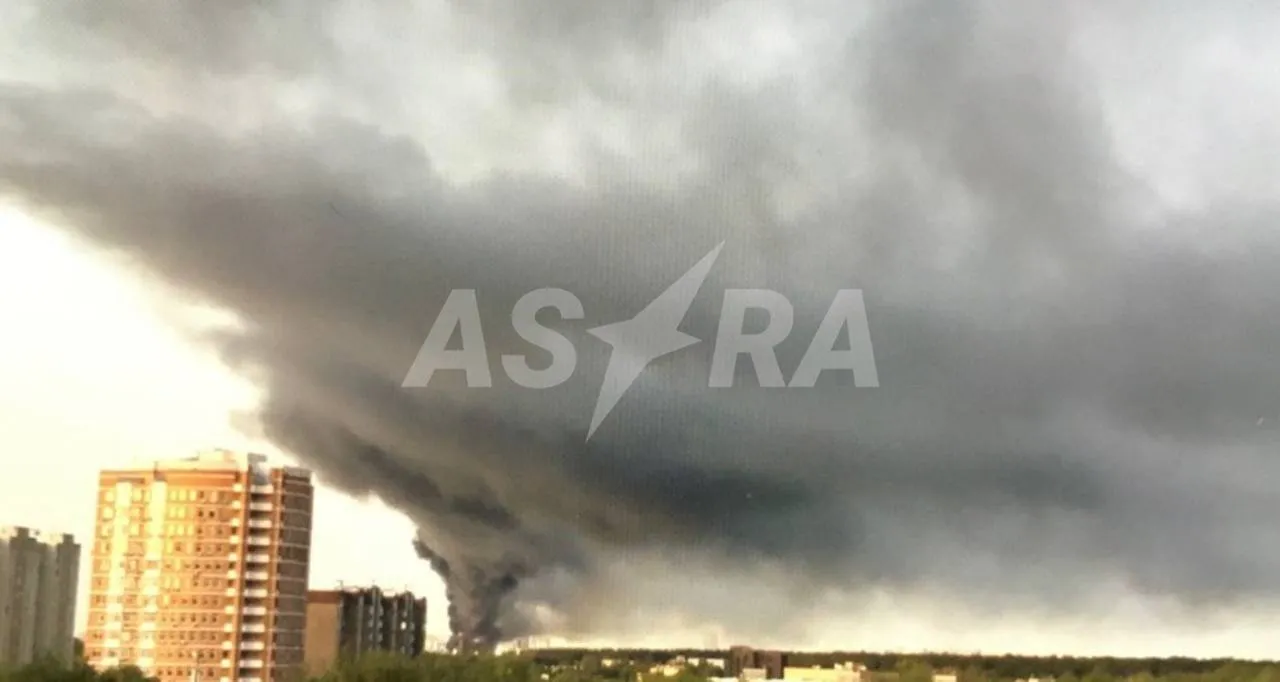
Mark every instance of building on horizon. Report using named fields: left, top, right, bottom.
left=783, top=667, right=863, bottom=682
left=303, top=585, right=426, bottom=672
left=726, top=646, right=786, bottom=680
left=0, top=526, right=80, bottom=665
left=83, top=450, right=314, bottom=682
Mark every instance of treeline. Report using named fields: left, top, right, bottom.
left=1, top=653, right=624, bottom=682
left=528, top=649, right=1278, bottom=682
left=0, top=657, right=153, bottom=682
left=5, top=651, right=1280, bottom=682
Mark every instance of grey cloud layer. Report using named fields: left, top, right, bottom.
left=4, top=0, right=1280, bottom=646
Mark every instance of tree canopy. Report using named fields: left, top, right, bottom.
left=4, top=651, right=1280, bottom=682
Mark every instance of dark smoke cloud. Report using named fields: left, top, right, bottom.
left=4, top=0, right=1280, bottom=650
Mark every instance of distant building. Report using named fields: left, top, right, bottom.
left=728, top=647, right=755, bottom=676
left=0, top=526, right=80, bottom=665
left=304, top=586, right=426, bottom=671
left=83, top=450, right=314, bottom=682
left=784, top=667, right=862, bottom=682
left=726, top=647, right=786, bottom=680
left=756, top=652, right=785, bottom=679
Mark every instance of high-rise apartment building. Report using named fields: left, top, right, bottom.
left=83, top=450, right=313, bottom=682
left=303, top=586, right=426, bottom=672
left=0, top=526, right=80, bottom=665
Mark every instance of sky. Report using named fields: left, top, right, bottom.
left=0, top=207, right=446, bottom=641
left=4, top=0, right=1280, bottom=660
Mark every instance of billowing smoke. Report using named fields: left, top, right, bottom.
left=412, top=535, right=522, bottom=652
left=5, top=0, right=1280, bottom=651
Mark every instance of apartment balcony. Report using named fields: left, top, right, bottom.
left=250, top=485, right=274, bottom=494
left=238, top=678, right=263, bottom=682
left=243, top=588, right=269, bottom=599
left=239, top=660, right=264, bottom=669
left=244, top=571, right=269, bottom=581
left=246, top=536, right=271, bottom=547
left=240, top=642, right=266, bottom=652
left=248, top=503, right=273, bottom=513
left=242, top=606, right=267, bottom=617
left=247, top=519, right=272, bottom=530
left=240, top=623, right=266, bottom=634
left=245, top=553, right=270, bottom=564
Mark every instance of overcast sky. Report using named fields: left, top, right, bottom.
left=4, top=0, right=1280, bottom=658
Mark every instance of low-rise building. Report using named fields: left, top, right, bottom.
left=784, top=666, right=863, bottom=682
left=304, top=586, right=426, bottom=672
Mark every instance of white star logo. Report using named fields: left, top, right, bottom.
left=584, top=242, right=725, bottom=440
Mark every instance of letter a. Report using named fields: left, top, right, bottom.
left=788, top=290, right=880, bottom=388
left=402, top=290, right=493, bottom=388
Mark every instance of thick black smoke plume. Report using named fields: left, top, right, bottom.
left=5, top=0, right=1280, bottom=650
left=412, top=535, right=521, bottom=652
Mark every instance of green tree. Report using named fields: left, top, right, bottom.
left=897, top=659, right=934, bottom=682
left=1082, top=666, right=1114, bottom=682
